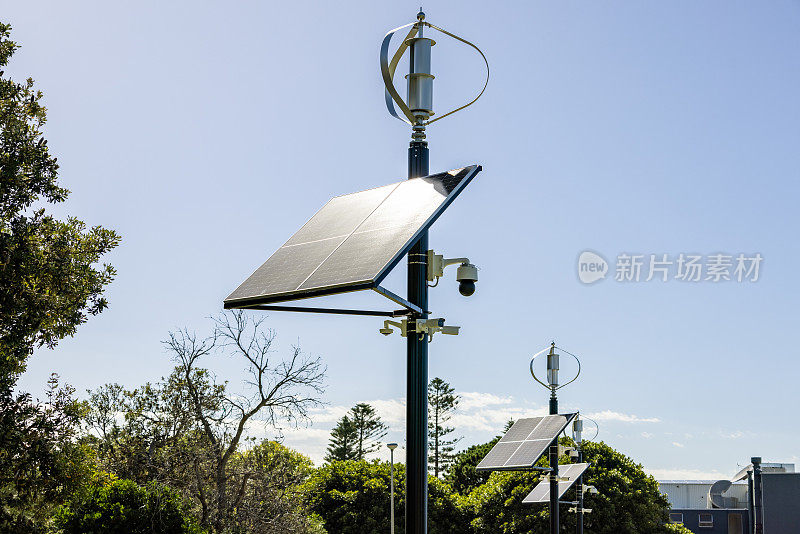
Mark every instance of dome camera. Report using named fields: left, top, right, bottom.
left=456, top=263, right=478, bottom=296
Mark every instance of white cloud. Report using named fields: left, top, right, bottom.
left=229, top=392, right=666, bottom=466
left=585, top=410, right=660, bottom=423
left=458, top=391, right=514, bottom=410
left=672, top=442, right=684, bottom=448
left=720, top=430, right=745, bottom=439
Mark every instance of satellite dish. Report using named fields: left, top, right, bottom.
left=709, top=479, right=733, bottom=508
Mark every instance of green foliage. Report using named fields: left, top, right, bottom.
left=445, top=438, right=499, bottom=495
left=85, top=313, right=326, bottom=533
left=350, top=403, right=388, bottom=460
left=577, top=440, right=670, bottom=534
left=463, top=470, right=545, bottom=533
left=428, top=377, right=461, bottom=477
left=325, top=415, right=358, bottom=462
left=459, top=437, right=671, bottom=534
left=663, top=524, right=694, bottom=534
left=55, top=478, right=204, bottom=534
left=0, top=22, right=119, bottom=389
left=305, top=460, right=469, bottom=534
left=0, top=375, right=97, bottom=534
left=326, top=403, right=387, bottom=462
left=305, top=460, right=394, bottom=533
left=226, top=440, right=325, bottom=533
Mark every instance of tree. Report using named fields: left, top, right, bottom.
left=445, top=440, right=498, bottom=496
left=428, top=377, right=461, bottom=477
left=304, top=460, right=470, bottom=534
left=226, top=440, right=326, bottom=534
left=55, top=479, right=205, bottom=534
left=461, top=437, right=674, bottom=534
left=165, top=311, right=326, bottom=533
left=86, top=311, right=327, bottom=533
left=0, top=375, right=98, bottom=534
left=0, top=22, right=119, bottom=390
left=445, top=419, right=512, bottom=495
left=325, top=415, right=358, bottom=462
left=349, top=403, right=388, bottom=460
left=326, top=403, right=387, bottom=462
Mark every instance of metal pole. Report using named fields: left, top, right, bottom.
left=752, top=457, right=763, bottom=534
left=549, top=391, right=559, bottom=534
left=406, top=137, right=430, bottom=534
left=545, top=342, right=560, bottom=534
left=747, top=470, right=754, bottom=534
left=390, top=447, right=396, bottom=534
left=576, top=447, right=584, bottom=534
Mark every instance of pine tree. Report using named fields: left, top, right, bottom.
left=349, top=403, right=387, bottom=460
left=325, top=403, right=388, bottom=462
left=325, top=415, right=358, bottom=462
left=428, top=377, right=461, bottom=477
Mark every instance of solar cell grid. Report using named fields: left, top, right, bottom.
left=224, top=166, right=481, bottom=308
left=529, top=417, right=568, bottom=441
left=505, top=439, right=552, bottom=468
left=522, top=463, right=589, bottom=504
left=499, top=418, right=543, bottom=443
left=476, top=413, right=577, bottom=471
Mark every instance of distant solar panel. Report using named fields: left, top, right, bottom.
left=476, top=413, right=577, bottom=471
left=224, top=165, right=481, bottom=309
left=522, top=462, right=589, bottom=504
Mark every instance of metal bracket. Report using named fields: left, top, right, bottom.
left=379, top=317, right=460, bottom=340
left=373, top=286, right=425, bottom=316
left=243, top=304, right=411, bottom=317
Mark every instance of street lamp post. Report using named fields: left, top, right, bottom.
left=388, top=443, right=398, bottom=534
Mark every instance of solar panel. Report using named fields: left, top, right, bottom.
left=522, top=463, right=589, bottom=504
left=476, top=413, right=577, bottom=471
left=224, top=165, right=481, bottom=308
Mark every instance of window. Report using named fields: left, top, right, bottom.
left=668, top=513, right=683, bottom=524
left=699, top=513, right=714, bottom=528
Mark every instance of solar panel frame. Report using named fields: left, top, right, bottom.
left=522, top=463, right=590, bottom=504
left=224, top=165, right=481, bottom=309
left=476, top=413, right=578, bottom=472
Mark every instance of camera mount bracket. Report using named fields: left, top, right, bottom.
left=379, top=317, right=460, bottom=341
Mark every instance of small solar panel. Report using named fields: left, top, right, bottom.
left=476, top=413, right=577, bottom=471
left=522, top=463, right=589, bottom=504
left=224, top=165, right=481, bottom=308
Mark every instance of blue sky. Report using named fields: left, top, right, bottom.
left=5, top=1, right=799, bottom=478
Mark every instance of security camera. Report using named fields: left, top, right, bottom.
left=427, top=252, right=479, bottom=296
left=456, top=263, right=478, bottom=296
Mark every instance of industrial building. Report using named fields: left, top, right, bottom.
left=658, top=459, right=799, bottom=533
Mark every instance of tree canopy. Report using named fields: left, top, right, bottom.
left=0, top=22, right=119, bottom=390
left=326, top=403, right=387, bottom=462
left=55, top=479, right=204, bottom=534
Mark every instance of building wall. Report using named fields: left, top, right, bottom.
left=762, top=473, right=800, bottom=534
left=659, top=481, right=748, bottom=509
left=669, top=509, right=748, bottom=534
